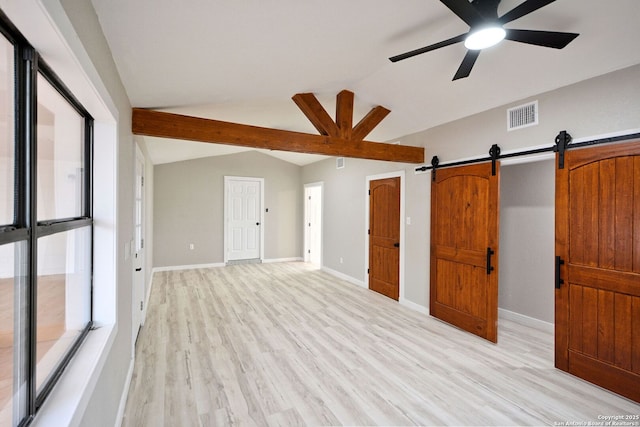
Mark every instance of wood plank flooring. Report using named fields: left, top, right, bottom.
left=121, top=262, right=640, bottom=426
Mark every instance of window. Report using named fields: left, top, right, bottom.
left=0, top=31, right=13, bottom=225
left=0, top=11, right=93, bottom=427
left=36, top=74, right=85, bottom=222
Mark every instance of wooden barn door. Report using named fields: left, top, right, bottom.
left=430, top=162, right=500, bottom=342
left=369, top=177, right=400, bottom=300
left=555, top=140, right=640, bottom=402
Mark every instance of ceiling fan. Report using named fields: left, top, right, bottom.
left=389, top=0, right=579, bottom=80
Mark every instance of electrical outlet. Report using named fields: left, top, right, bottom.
left=340, top=257, right=343, bottom=264
left=189, top=243, right=194, bottom=250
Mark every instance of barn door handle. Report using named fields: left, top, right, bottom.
left=393, top=242, right=400, bottom=248
left=135, top=268, right=142, bottom=272
left=555, top=256, right=565, bottom=289
left=486, top=247, right=495, bottom=275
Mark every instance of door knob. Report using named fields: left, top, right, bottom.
left=393, top=242, right=400, bottom=248
left=256, top=222, right=260, bottom=226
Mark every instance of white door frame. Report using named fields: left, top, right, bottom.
left=223, top=176, right=265, bottom=263
left=304, top=182, right=323, bottom=266
left=365, top=170, right=405, bottom=301
left=132, top=144, right=146, bottom=349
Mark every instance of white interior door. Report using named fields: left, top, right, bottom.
left=225, top=177, right=263, bottom=262
left=132, top=145, right=145, bottom=346
left=304, top=183, right=322, bottom=266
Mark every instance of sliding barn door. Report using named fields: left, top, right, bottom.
left=555, top=140, right=640, bottom=402
left=430, top=162, right=500, bottom=342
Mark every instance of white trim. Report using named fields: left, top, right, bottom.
left=498, top=308, right=554, bottom=334
left=152, top=262, right=226, bottom=273
left=223, top=176, right=265, bottom=263
left=151, top=259, right=305, bottom=273
left=303, top=182, right=324, bottom=266
left=364, top=171, right=406, bottom=300
left=499, top=143, right=556, bottom=166
left=114, top=358, right=135, bottom=427
left=132, top=144, right=146, bottom=352
left=263, top=257, right=304, bottom=263
left=399, top=298, right=429, bottom=315
left=571, top=128, right=640, bottom=144
left=143, top=274, right=154, bottom=326
left=321, top=266, right=367, bottom=288
left=500, top=152, right=555, bottom=166
left=32, top=326, right=117, bottom=427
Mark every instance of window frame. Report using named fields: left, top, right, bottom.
left=0, top=9, right=94, bottom=426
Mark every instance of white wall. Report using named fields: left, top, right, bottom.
left=499, top=159, right=555, bottom=323
left=153, top=150, right=302, bottom=267
left=303, top=64, right=640, bottom=315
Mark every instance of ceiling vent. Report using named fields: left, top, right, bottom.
left=336, top=157, right=345, bottom=169
left=507, top=101, right=538, bottom=131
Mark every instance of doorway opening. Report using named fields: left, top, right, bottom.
left=498, top=157, right=555, bottom=333
left=365, top=171, right=405, bottom=301
left=132, top=144, right=146, bottom=348
left=304, top=182, right=323, bottom=267
left=224, top=176, right=265, bottom=264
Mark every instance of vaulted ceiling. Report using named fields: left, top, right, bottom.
left=92, top=0, right=640, bottom=165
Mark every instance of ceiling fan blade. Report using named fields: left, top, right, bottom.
left=499, top=0, right=556, bottom=24
left=505, top=29, right=579, bottom=49
left=453, top=50, right=481, bottom=80
left=440, top=0, right=483, bottom=27
left=389, top=33, right=467, bottom=62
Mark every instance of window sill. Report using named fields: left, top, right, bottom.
left=31, top=324, right=116, bottom=427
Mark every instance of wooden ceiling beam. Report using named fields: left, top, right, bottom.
left=352, top=105, right=391, bottom=141
left=336, top=89, right=354, bottom=140
left=132, top=108, right=424, bottom=164
left=291, top=93, right=339, bottom=137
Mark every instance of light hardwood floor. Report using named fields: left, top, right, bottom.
left=122, top=262, right=639, bottom=426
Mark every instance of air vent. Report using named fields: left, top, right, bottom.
left=336, top=157, right=345, bottom=169
left=507, top=101, right=538, bottom=131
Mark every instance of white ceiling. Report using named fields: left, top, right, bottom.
left=92, top=0, right=640, bottom=166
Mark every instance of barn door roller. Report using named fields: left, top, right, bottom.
left=554, top=130, right=572, bottom=170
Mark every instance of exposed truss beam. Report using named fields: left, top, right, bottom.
left=291, top=93, right=339, bottom=137
left=336, top=89, right=354, bottom=139
left=352, top=105, right=391, bottom=141
left=132, top=108, right=424, bottom=164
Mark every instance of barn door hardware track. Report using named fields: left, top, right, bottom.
left=415, top=130, right=640, bottom=173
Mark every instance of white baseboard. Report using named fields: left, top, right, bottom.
left=400, top=298, right=429, bottom=315
left=498, top=308, right=554, bottom=333
left=114, top=357, right=135, bottom=427
left=152, top=258, right=304, bottom=273
left=262, top=257, right=303, bottom=263
left=152, top=262, right=225, bottom=273
left=321, top=266, right=366, bottom=288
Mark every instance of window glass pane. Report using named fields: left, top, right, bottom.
left=37, top=74, right=84, bottom=221
left=0, top=241, right=28, bottom=427
left=0, top=36, right=15, bottom=225
left=35, top=226, right=91, bottom=393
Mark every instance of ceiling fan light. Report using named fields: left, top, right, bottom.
left=464, top=27, right=506, bottom=50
